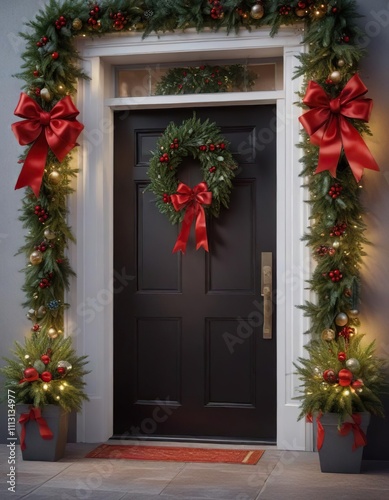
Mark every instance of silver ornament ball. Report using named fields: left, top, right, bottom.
left=251, top=3, right=264, bottom=20
left=346, top=358, right=361, bottom=373
left=335, top=312, right=348, bottom=327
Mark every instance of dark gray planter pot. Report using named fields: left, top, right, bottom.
left=318, top=412, right=370, bottom=474
left=16, top=404, right=69, bottom=461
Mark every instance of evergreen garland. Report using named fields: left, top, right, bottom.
left=147, top=115, right=237, bottom=223
left=155, top=64, right=256, bottom=95
left=5, top=0, right=386, bottom=420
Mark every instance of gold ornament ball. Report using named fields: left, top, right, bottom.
left=335, top=312, right=349, bottom=326
left=321, top=328, right=335, bottom=341
left=48, top=170, right=62, bottom=185
left=48, top=327, right=58, bottom=339
left=329, top=70, right=342, bottom=83
left=251, top=3, right=265, bottom=20
left=296, top=8, right=309, bottom=18
left=72, top=18, right=83, bottom=31
left=43, top=228, right=56, bottom=240
left=337, top=59, right=345, bottom=68
left=30, top=250, right=43, bottom=265
left=40, top=88, right=52, bottom=102
left=332, top=240, right=340, bottom=249
left=347, top=309, right=359, bottom=319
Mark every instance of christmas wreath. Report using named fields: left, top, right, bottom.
left=147, top=114, right=237, bottom=253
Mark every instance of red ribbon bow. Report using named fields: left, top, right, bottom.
left=18, top=407, right=53, bottom=451
left=299, top=74, right=379, bottom=182
left=170, top=182, right=212, bottom=254
left=11, top=93, right=84, bottom=197
left=339, top=414, right=367, bottom=451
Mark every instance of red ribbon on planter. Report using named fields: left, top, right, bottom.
left=311, top=413, right=367, bottom=451
left=170, top=182, right=212, bottom=254
left=339, top=413, right=367, bottom=451
left=299, top=74, right=379, bottom=182
left=11, top=93, right=84, bottom=197
left=18, top=407, right=53, bottom=451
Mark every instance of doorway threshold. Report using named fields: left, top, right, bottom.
left=109, top=435, right=276, bottom=447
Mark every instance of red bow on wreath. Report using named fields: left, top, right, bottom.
left=11, top=93, right=84, bottom=197
left=18, top=407, right=53, bottom=451
left=170, top=182, right=212, bottom=254
left=299, top=74, right=379, bottom=182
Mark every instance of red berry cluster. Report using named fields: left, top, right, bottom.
left=36, top=36, right=49, bottom=48
left=162, top=193, right=171, bottom=204
left=332, top=7, right=338, bottom=14
left=199, top=143, right=225, bottom=152
left=279, top=4, right=293, bottom=15
left=329, top=222, right=347, bottom=237
left=341, top=33, right=350, bottom=43
left=32, top=323, right=41, bottom=332
left=209, top=0, right=224, bottom=20
left=110, top=10, right=129, bottom=30
left=54, top=15, right=67, bottom=30
left=88, top=5, right=100, bottom=26
left=159, top=152, right=170, bottom=163
left=328, top=269, right=343, bottom=282
left=170, top=138, right=179, bottom=149
left=33, top=70, right=39, bottom=77
left=316, top=245, right=329, bottom=256
left=339, top=326, right=355, bottom=341
left=34, top=241, right=48, bottom=253
left=39, top=272, right=54, bottom=289
left=34, top=205, right=49, bottom=223
left=209, top=166, right=217, bottom=173
left=56, top=258, right=64, bottom=264
left=328, top=183, right=343, bottom=199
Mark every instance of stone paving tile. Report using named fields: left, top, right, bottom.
left=160, top=466, right=265, bottom=499
left=22, top=486, right=126, bottom=499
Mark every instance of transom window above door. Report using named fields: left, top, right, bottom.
left=115, top=58, right=282, bottom=97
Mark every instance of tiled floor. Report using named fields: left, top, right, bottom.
left=1, top=442, right=388, bottom=500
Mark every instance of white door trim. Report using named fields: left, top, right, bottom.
left=68, top=28, right=311, bottom=450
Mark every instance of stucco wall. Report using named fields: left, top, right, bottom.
left=0, top=0, right=388, bottom=458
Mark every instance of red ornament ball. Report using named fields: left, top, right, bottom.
left=323, top=369, right=337, bottom=383
left=338, top=368, right=353, bottom=386
left=351, top=379, right=364, bottom=389
left=41, top=354, right=51, bottom=365
left=51, top=52, right=59, bottom=60
left=41, top=371, right=52, bottom=382
left=338, top=351, right=347, bottom=362
left=57, top=366, right=66, bottom=375
left=23, top=367, right=39, bottom=381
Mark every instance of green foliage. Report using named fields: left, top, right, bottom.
left=1, top=332, right=89, bottom=412
left=147, top=114, right=237, bottom=224
left=155, top=64, right=256, bottom=95
left=294, top=335, right=387, bottom=421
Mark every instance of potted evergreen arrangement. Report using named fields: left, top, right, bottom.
left=295, top=333, right=386, bottom=473
left=1, top=331, right=89, bottom=461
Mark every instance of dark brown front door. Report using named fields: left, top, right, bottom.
left=114, top=106, right=276, bottom=442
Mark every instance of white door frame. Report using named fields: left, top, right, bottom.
left=68, top=28, right=312, bottom=450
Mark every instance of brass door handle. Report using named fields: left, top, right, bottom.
left=261, top=252, right=272, bottom=339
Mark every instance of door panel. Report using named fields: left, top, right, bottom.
left=114, top=106, right=276, bottom=441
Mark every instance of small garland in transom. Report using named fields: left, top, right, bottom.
left=147, top=115, right=237, bottom=253
left=154, top=64, right=256, bottom=95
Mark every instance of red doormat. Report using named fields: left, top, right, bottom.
left=86, top=444, right=265, bottom=465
